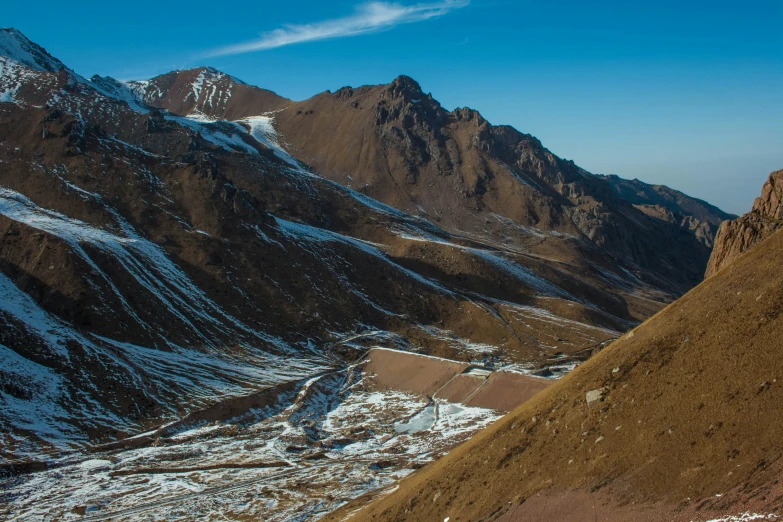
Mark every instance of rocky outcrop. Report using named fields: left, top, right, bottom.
left=705, top=169, right=783, bottom=277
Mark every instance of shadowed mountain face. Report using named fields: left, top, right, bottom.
left=0, top=28, right=731, bottom=465
left=598, top=173, right=735, bottom=249
left=330, top=175, right=783, bottom=522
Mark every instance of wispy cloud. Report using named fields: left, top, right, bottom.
left=206, top=1, right=470, bottom=57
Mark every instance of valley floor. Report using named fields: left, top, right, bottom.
left=1, top=348, right=553, bottom=521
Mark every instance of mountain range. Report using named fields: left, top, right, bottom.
left=0, top=26, right=765, bottom=521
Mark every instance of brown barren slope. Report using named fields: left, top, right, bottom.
left=329, top=228, right=783, bottom=520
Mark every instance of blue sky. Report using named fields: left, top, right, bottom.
left=6, top=1, right=782, bottom=214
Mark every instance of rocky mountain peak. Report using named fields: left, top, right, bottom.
left=367, top=76, right=447, bottom=132
left=124, top=66, right=288, bottom=120
left=387, top=74, right=425, bottom=100
left=452, top=106, right=485, bottom=123
left=266, top=73, right=733, bottom=290
left=753, top=169, right=783, bottom=218
left=706, top=169, right=783, bottom=277
left=191, top=66, right=247, bottom=85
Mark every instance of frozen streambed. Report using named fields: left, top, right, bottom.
left=395, top=403, right=470, bottom=435
left=395, top=405, right=436, bottom=434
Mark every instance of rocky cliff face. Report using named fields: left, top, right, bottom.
left=705, top=169, right=783, bottom=277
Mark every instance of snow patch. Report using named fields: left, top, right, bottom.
left=238, top=115, right=305, bottom=172
left=166, top=114, right=258, bottom=154
left=701, top=514, right=780, bottom=522
left=0, top=342, right=75, bottom=440
left=87, top=76, right=149, bottom=114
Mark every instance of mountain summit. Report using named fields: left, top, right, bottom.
left=272, top=75, right=734, bottom=290
left=127, top=66, right=290, bottom=120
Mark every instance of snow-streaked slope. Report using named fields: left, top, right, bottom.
left=0, top=187, right=287, bottom=350
left=274, top=217, right=455, bottom=296
left=0, top=27, right=68, bottom=72
left=239, top=115, right=307, bottom=171
left=1, top=365, right=501, bottom=521
left=0, top=53, right=49, bottom=105
left=0, top=340, right=79, bottom=441
left=87, top=75, right=149, bottom=114
left=0, top=263, right=330, bottom=460
left=0, top=187, right=345, bottom=459
left=164, top=113, right=260, bottom=154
